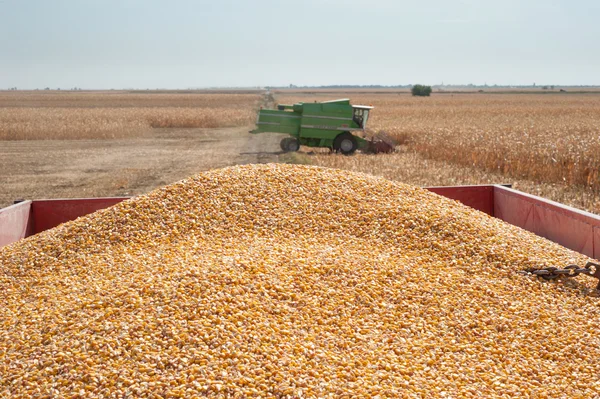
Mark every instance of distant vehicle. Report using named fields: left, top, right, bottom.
left=250, top=99, right=394, bottom=154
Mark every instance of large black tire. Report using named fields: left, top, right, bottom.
left=333, top=133, right=358, bottom=155
left=280, top=137, right=291, bottom=152
left=286, top=138, right=300, bottom=152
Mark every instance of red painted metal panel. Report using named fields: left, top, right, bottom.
left=493, top=188, right=535, bottom=232
left=594, top=227, right=600, bottom=260
left=31, top=197, right=129, bottom=234
left=534, top=205, right=594, bottom=256
left=0, top=201, right=33, bottom=248
left=494, top=186, right=600, bottom=259
left=426, top=185, right=494, bottom=216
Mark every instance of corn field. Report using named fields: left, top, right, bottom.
left=279, top=93, right=600, bottom=192
left=0, top=92, right=260, bottom=140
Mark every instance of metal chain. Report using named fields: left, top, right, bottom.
left=525, top=262, right=600, bottom=290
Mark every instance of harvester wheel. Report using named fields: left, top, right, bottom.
left=280, top=137, right=291, bottom=152
left=333, top=133, right=357, bottom=155
left=286, top=138, right=300, bottom=152
left=280, top=137, right=299, bottom=152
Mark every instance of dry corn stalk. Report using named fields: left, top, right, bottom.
left=1, top=164, right=600, bottom=398
left=278, top=93, right=600, bottom=192
left=0, top=92, right=260, bottom=140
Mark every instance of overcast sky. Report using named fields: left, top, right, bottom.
left=1, top=0, right=599, bottom=89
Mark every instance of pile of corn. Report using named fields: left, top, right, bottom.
left=1, top=164, right=600, bottom=398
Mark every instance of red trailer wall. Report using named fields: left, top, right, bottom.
left=31, top=197, right=129, bottom=235
left=493, top=186, right=600, bottom=259
left=3, top=186, right=600, bottom=262
left=0, top=201, right=33, bottom=248
left=426, top=185, right=494, bottom=216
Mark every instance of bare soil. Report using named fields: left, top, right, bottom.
left=0, top=126, right=286, bottom=207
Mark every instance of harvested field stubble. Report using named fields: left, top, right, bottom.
left=1, top=164, right=599, bottom=398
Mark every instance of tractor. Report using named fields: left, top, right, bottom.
left=250, top=99, right=394, bottom=154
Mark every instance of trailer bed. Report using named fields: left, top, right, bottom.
left=2, top=185, right=600, bottom=260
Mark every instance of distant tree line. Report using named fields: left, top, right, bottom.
left=266, top=84, right=600, bottom=90
left=268, top=84, right=414, bottom=89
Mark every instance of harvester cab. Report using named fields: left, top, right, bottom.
left=352, top=106, right=370, bottom=128
left=250, top=99, right=394, bottom=154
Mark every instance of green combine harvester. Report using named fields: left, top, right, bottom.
left=250, top=99, right=394, bottom=154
